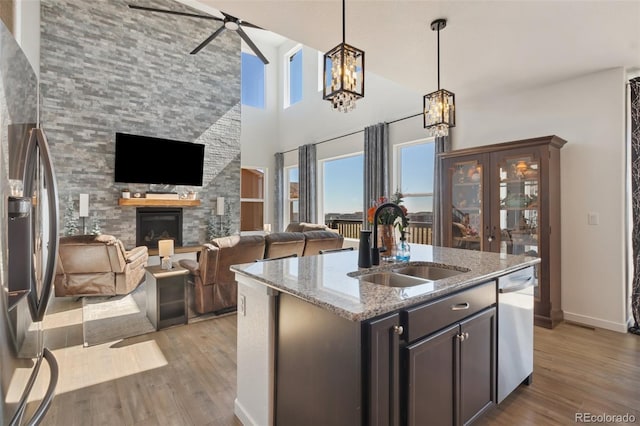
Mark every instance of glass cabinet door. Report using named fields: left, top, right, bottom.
left=449, top=159, right=483, bottom=251
left=496, top=153, right=540, bottom=295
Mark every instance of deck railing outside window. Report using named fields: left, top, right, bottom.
left=327, top=218, right=433, bottom=245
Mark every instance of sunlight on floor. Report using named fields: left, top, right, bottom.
left=28, top=339, right=168, bottom=402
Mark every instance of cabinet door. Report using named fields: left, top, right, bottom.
left=405, top=323, right=459, bottom=426
left=442, top=154, right=490, bottom=251
left=459, top=307, right=496, bottom=425
left=365, top=313, right=400, bottom=426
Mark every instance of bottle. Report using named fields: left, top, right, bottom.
left=396, top=234, right=411, bottom=262
left=358, top=230, right=372, bottom=268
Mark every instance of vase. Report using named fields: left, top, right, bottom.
left=377, top=224, right=396, bottom=261
left=395, top=239, right=411, bottom=262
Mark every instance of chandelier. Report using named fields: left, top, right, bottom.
left=323, top=0, right=364, bottom=113
left=424, top=18, right=455, bottom=136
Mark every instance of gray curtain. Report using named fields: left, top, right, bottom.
left=298, top=144, right=317, bottom=223
left=363, top=122, right=390, bottom=229
left=630, top=77, right=640, bottom=335
left=274, top=152, right=284, bottom=232
left=432, top=135, right=452, bottom=246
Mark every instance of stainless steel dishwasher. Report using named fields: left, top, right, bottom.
left=497, top=266, right=535, bottom=403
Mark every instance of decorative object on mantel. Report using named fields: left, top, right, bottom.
left=323, top=0, right=364, bottom=113
left=423, top=18, right=456, bottom=137
left=63, top=194, right=79, bottom=236
left=121, top=188, right=130, bottom=199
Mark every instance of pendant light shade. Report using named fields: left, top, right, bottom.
left=323, top=0, right=364, bottom=113
left=424, top=19, right=455, bottom=136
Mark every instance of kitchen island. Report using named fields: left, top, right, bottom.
left=231, top=244, right=539, bottom=426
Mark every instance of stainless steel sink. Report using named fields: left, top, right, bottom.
left=391, top=265, right=468, bottom=280
left=357, top=271, right=429, bottom=288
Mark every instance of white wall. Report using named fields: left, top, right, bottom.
left=240, top=40, right=282, bottom=228
left=243, top=36, right=629, bottom=331
left=455, top=68, right=627, bottom=332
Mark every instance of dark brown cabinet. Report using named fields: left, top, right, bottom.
left=405, top=308, right=496, bottom=426
left=145, top=264, right=189, bottom=330
left=365, top=313, right=401, bottom=426
left=440, top=135, right=566, bottom=328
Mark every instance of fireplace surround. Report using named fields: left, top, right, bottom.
left=136, top=208, right=183, bottom=249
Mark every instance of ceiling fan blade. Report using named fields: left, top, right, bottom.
left=128, top=5, right=223, bottom=22
left=236, top=26, right=269, bottom=65
left=239, top=21, right=263, bottom=30
left=190, top=26, right=226, bottom=55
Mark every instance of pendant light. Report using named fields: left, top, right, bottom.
left=423, top=18, right=455, bottom=136
left=323, top=0, right=364, bottom=113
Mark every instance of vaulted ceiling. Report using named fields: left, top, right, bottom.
left=186, top=0, right=639, bottom=100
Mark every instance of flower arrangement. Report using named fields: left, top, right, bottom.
left=367, top=190, right=409, bottom=237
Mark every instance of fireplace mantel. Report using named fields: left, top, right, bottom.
left=118, top=198, right=201, bottom=207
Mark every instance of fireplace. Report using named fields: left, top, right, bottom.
left=136, top=208, right=183, bottom=249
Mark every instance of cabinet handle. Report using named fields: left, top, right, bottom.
left=456, top=332, right=470, bottom=342
left=393, top=325, right=404, bottom=335
left=451, top=302, right=470, bottom=311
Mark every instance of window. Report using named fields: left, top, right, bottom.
left=395, top=140, right=435, bottom=242
left=285, top=45, right=303, bottom=107
left=285, top=167, right=299, bottom=224
left=241, top=167, right=265, bottom=231
left=321, top=153, right=364, bottom=227
left=241, top=52, right=265, bottom=108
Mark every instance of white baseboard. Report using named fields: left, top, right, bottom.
left=563, top=311, right=629, bottom=333
left=234, top=398, right=258, bottom=426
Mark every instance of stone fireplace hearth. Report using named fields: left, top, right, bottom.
left=136, top=208, right=183, bottom=249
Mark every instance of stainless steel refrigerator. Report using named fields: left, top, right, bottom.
left=0, top=21, right=59, bottom=425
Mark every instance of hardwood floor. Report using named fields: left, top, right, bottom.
left=32, top=298, right=640, bottom=425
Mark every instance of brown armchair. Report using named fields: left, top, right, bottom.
left=264, top=232, right=305, bottom=259
left=179, top=235, right=265, bottom=315
left=54, top=234, right=148, bottom=297
left=302, top=230, right=344, bottom=256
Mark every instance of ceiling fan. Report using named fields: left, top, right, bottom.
left=128, top=4, right=269, bottom=64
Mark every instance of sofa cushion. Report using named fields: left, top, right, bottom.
left=302, top=230, right=344, bottom=256
left=264, top=232, right=305, bottom=259
left=284, top=222, right=329, bottom=233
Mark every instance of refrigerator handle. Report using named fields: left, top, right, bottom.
left=25, top=348, right=59, bottom=426
left=23, top=129, right=60, bottom=322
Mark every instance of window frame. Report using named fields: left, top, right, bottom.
left=283, top=44, right=303, bottom=109
left=241, top=51, right=266, bottom=109
left=393, top=138, right=436, bottom=202
left=284, top=165, right=299, bottom=226
left=318, top=151, right=365, bottom=228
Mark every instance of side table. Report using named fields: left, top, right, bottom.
left=145, top=263, right=189, bottom=330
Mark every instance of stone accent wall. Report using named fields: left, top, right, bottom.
left=39, top=0, right=241, bottom=247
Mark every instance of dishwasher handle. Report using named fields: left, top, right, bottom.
left=499, top=276, right=533, bottom=294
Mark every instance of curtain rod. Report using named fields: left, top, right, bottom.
left=280, top=111, right=423, bottom=154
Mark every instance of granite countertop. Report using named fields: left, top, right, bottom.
left=231, top=244, right=540, bottom=322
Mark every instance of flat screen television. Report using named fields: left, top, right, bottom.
left=114, top=132, right=205, bottom=186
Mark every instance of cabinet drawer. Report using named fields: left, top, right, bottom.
left=402, top=281, right=496, bottom=342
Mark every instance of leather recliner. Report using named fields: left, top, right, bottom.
left=54, top=234, right=148, bottom=297
left=179, top=235, right=266, bottom=315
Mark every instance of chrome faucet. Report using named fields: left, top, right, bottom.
left=371, top=202, right=408, bottom=266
